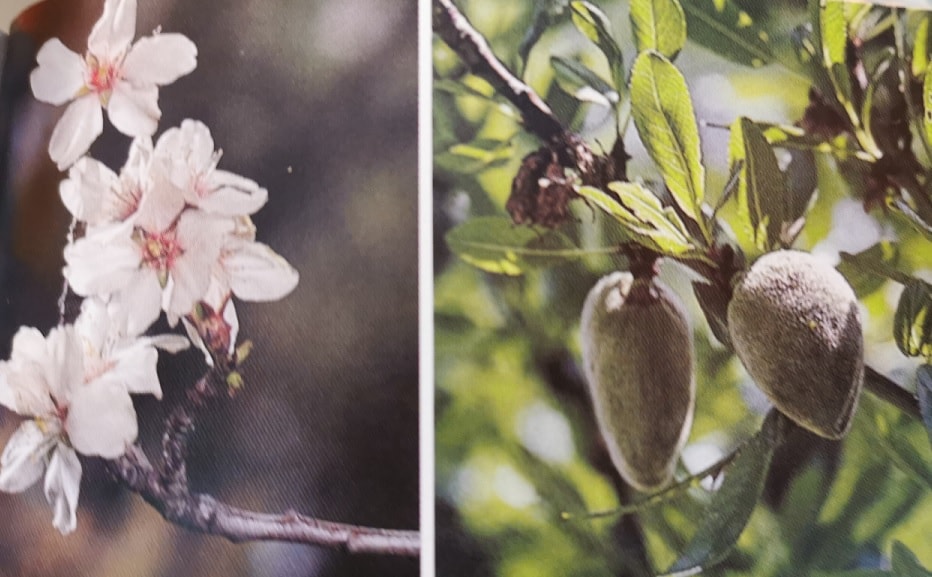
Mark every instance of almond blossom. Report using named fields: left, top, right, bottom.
left=213, top=216, right=300, bottom=303
left=29, top=0, right=197, bottom=169
left=155, top=119, right=269, bottom=217
left=0, top=299, right=187, bottom=533
left=63, top=210, right=234, bottom=333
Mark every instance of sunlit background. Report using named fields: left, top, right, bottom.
left=0, top=1, right=418, bottom=576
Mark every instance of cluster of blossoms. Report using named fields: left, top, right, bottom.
left=0, top=0, right=298, bottom=533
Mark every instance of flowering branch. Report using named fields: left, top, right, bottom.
left=0, top=0, right=419, bottom=557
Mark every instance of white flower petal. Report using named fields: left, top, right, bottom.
left=196, top=171, right=268, bottom=216
left=156, top=119, right=214, bottom=170
left=88, top=0, right=136, bottom=61
left=165, top=212, right=234, bottom=318
left=118, top=269, right=163, bottom=336
left=66, top=378, right=137, bottom=458
left=43, top=445, right=81, bottom=535
left=0, top=328, right=56, bottom=416
left=43, top=326, right=84, bottom=406
left=122, top=34, right=197, bottom=86
left=63, top=222, right=140, bottom=297
left=60, top=157, right=121, bottom=224
left=0, top=421, right=51, bottom=493
left=29, top=39, right=85, bottom=106
left=109, top=340, right=161, bottom=398
left=142, top=334, right=190, bottom=354
left=223, top=241, right=299, bottom=301
left=181, top=318, right=212, bottom=367
left=108, top=82, right=159, bottom=137
left=48, top=95, right=104, bottom=170
left=132, top=166, right=185, bottom=233
left=74, top=297, right=111, bottom=352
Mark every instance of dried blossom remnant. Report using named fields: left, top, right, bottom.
left=799, top=88, right=848, bottom=141
left=506, top=148, right=575, bottom=228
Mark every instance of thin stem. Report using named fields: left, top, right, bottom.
left=57, top=217, right=76, bottom=325
left=561, top=441, right=745, bottom=522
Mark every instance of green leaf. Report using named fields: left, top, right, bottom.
left=680, top=0, right=773, bottom=68
left=445, top=217, right=582, bottom=276
left=665, top=411, right=784, bottom=575
left=570, top=1, right=625, bottom=88
left=918, top=365, right=932, bottom=448
left=892, top=541, right=932, bottom=577
left=728, top=117, right=789, bottom=252
left=550, top=56, right=619, bottom=108
left=875, top=407, right=932, bottom=490
left=913, top=15, right=931, bottom=79
left=836, top=241, right=904, bottom=298
left=630, top=50, right=705, bottom=227
left=578, top=183, right=696, bottom=256
left=893, top=279, right=932, bottom=360
left=923, top=63, right=932, bottom=152
left=630, top=0, right=687, bottom=60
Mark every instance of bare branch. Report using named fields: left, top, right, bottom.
left=432, top=0, right=599, bottom=176
left=108, top=366, right=420, bottom=557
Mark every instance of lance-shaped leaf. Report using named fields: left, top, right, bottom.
left=680, top=0, right=773, bottom=68
left=664, top=410, right=785, bottom=576
left=728, top=117, right=790, bottom=252
left=630, top=50, right=705, bottom=226
left=570, top=1, right=625, bottom=88
left=445, top=216, right=581, bottom=276
left=550, top=56, right=619, bottom=108
left=819, top=1, right=880, bottom=156
left=578, top=183, right=696, bottom=257
left=923, top=63, right=932, bottom=153
left=913, top=15, right=931, bottom=79
left=836, top=241, right=903, bottom=298
left=630, top=0, right=687, bottom=60
left=894, top=279, right=932, bottom=360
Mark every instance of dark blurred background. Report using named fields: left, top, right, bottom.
left=0, top=1, right=419, bottom=576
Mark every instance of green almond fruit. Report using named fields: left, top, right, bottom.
left=728, top=250, right=864, bottom=439
left=580, top=272, right=696, bottom=492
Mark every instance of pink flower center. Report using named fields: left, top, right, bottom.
left=140, top=229, right=184, bottom=275
left=84, top=55, right=122, bottom=101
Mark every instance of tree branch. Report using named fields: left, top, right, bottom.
left=108, top=367, right=420, bottom=557
left=864, top=365, right=921, bottom=421
left=432, top=0, right=597, bottom=175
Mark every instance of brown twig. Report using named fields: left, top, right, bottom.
left=432, top=0, right=598, bottom=176
left=108, top=367, right=420, bottom=557
left=864, top=365, right=921, bottom=421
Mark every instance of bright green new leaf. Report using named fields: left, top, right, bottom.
left=913, top=15, right=931, bottom=79
left=891, top=541, right=932, bottom=577
left=680, top=0, right=773, bottom=68
left=445, top=217, right=581, bottom=276
left=893, top=279, right=932, bottom=360
left=550, top=56, right=619, bottom=108
left=728, top=117, right=788, bottom=252
left=630, top=0, right=687, bottom=60
left=570, top=1, right=625, bottom=88
left=630, top=50, right=705, bottom=228
left=578, top=183, right=696, bottom=257
left=665, top=410, right=784, bottom=575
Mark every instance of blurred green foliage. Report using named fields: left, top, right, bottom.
left=434, top=0, right=932, bottom=575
